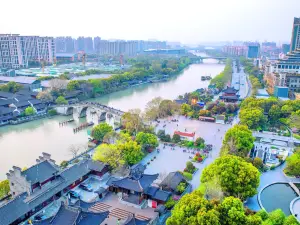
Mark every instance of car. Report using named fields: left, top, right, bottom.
left=79, top=184, right=92, bottom=192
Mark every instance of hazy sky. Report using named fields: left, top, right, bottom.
left=0, top=0, right=299, bottom=44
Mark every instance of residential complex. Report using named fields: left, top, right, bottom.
left=0, top=34, right=55, bottom=69
left=290, top=17, right=300, bottom=52
left=222, top=42, right=260, bottom=58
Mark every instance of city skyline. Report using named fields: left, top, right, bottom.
left=1, top=0, right=299, bottom=45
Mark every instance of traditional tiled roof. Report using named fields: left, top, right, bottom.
left=0, top=106, right=14, bottom=115
left=17, top=90, right=39, bottom=97
left=0, top=76, right=38, bottom=84
left=123, top=214, right=150, bottom=225
left=144, top=186, right=171, bottom=202
left=22, top=160, right=59, bottom=184
left=222, top=86, right=238, bottom=94
left=13, top=101, right=31, bottom=108
left=0, top=160, right=106, bottom=225
left=0, top=91, right=15, bottom=99
left=160, top=171, right=186, bottom=191
left=29, top=99, right=43, bottom=105
left=0, top=100, right=9, bottom=106
left=111, top=174, right=159, bottom=192
left=87, top=160, right=107, bottom=172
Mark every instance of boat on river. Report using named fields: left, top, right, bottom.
left=201, top=75, right=212, bottom=81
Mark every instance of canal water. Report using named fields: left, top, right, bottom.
left=0, top=58, right=224, bottom=179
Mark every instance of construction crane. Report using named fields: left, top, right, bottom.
left=40, top=59, right=46, bottom=73
left=77, top=51, right=86, bottom=67
left=119, top=54, right=124, bottom=66
left=53, top=57, right=57, bottom=67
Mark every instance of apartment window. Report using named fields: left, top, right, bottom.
left=11, top=182, right=14, bottom=186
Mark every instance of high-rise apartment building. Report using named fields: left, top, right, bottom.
left=55, top=36, right=75, bottom=53
left=76, top=37, right=85, bottom=52
left=84, top=37, right=94, bottom=53
left=94, top=36, right=101, bottom=53
left=97, top=40, right=138, bottom=56
left=290, top=17, right=300, bottom=52
left=0, top=34, right=55, bottom=69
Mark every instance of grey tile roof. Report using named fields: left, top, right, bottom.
left=160, top=171, right=185, bottom=191
left=28, top=99, right=43, bottom=105
left=0, top=160, right=102, bottom=225
left=144, top=186, right=171, bottom=202
left=111, top=174, right=158, bottom=193
left=0, top=76, right=38, bottom=84
left=17, top=90, right=39, bottom=97
left=0, top=107, right=14, bottom=115
left=123, top=214, right=150, bottom=225
left=14, top=101, right=31, bottom=108
left=22, top=160, right=59, bottom=184
left=50, top=204, right=79, bottom=225
left=0, top=91, right=15, bottom=99
left=87, top=160, right=107, bottom=172
left=0, top=100, right=9, bottom=106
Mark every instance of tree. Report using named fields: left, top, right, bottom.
left=24, top=106, right=35, bottom=116
left=135, top=132, right=158, bottom=151
left=55, top=96, right=68, bottom=105
left=166, top=190, right=207, bottom=225
left=122, top=109, right=143, bottom=135
left=172, top=134, right=181, bottom=143
left=0, top=180, right=10, bottom=199
left=252, top=157, right=263, bottom=170
left=68, top=144, right=85, bottom=158
left=284, top=215, right=299, bottom=225
left=92, top=123, right=113, bottom=142
left=195, top=137, right=205, bottom=146
left=117, top=140, right=144, bottom=165
left=49, top=79, right=69, bottom=91
left=240, top=107, right=265, bottom=129
left=201, top=155, right=260, bottom=200
left=93, top=144, right=124, bottom=169
left=181, top=103, right=192, bottom=115
left=67, top=80, right=80, bottom=91
left=285, top=148, right=300, bottom=176
left=281, top=105, right=294, bottom=117
left=199, top=109, right=211, bottom=117
left=221, top=125, right=255, bottom=157
left=0, top=81, right=22, bottom=93
left=37, top=90, right=53, bottom=101
left=219, top=196, right=246, bottom=225
left=144, top=97, right=162, bottom=120
left=158, top=100, right=179, bottom=117
left=268, top=105, right=281, bottom=123
left=264, top=209, right=286, bottom=225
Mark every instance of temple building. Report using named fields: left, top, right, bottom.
left=219, top=86, right=240, bottom=102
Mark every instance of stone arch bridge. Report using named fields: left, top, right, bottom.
left=55, top=102, right=124, bottom=129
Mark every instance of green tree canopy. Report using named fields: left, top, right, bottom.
left=269, top=105, right=281, bottom=123
left=285, top=148, right=300, bottom=176
left=67, top=80, right=80, bottom=91
left=55, top=96, right=68, bottom=105
left=201, top=155, right=260, bottom=200
left=221, top=124, right=255, bottom=157
left=135, top=132, right=159, bottom=151
left=158, top=100, right=179, bottom=117
left=144, top=97, right=162, bottom=120
left=0, top=81, right=23, bottom=93
left=116, top=140, right=143, bottom=165
left=24, top=106, right=35, bottom=116
left=172, top=134, right=181, bottom=143
left=92, top=143, right=124, bottom=169
left=92, top=123, right=113, bottom=141
left=0, top=180, right=10, bottom=199
left=240, top=107, right=265, bottom=130
left=121, top=109, right=143, bottom=135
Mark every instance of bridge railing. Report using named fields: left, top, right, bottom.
left=65, top=101, right=125, bottom=115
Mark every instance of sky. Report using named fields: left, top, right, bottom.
left=0, top=0, right=299, bottom=45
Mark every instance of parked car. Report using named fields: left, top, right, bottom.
left=79, top=184, right=92, bottom=192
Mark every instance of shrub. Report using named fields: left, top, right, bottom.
left=165, top=198, right=177, bottom=209
left=172, top=134, right=181, bottom=143
left=195, top=137, right=205, bottom=146
left=176, top=182, right=187, bottom=194
left=48, top=109, right=57, bottom=116
left=60, top=160, right=68, bottom=168
left=270, top=165, right=276, bottom=170
left=197, top=157, right=203, bottom=162
left=186, top=161, right=196, bottom=173
left=183, top=172, right=193, bottom=181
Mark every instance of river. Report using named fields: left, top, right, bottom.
left=0, top=57, right=224, bottom=179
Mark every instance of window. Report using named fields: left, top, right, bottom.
left=11, top=182, right=14, bottom=186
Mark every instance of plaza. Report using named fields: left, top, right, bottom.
left=143, top=116, right=232, bottom=189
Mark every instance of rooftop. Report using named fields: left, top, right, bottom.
left=174, top=131, right=195, bottom=138
left=0, top=76, right=38, bottom=84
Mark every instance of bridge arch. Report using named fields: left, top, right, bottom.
left=66, top=107, right=74, bottom=115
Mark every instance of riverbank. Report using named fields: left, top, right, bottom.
left=0, top=58, right=225, bottom=179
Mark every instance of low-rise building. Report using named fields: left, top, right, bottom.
left=173, top=131, right=195, bottom=141
left=0, top=76, right=41, bottom=92
left=219, top=86, right=240, bottom=102
left=0, top=153, right=109, bottom=225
